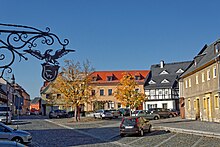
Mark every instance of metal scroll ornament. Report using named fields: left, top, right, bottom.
left=0, top=23, right=75, bottom=82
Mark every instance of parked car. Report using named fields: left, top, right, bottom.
left=93, top=109, right=113, bottom=119
left=49, top=110, right=68, bottom=119
left=170, top=109, right=180, bottom=116
left=0, top=122, right=32, bottom=144
left=118, top=108, right=130, bottom=116
left=132, top=110, right=160, bottom=120
left=0, top=140, right=25, bottom=147
left=109, top=109, right=120, bottom=118
left=149, top=108, right=176, bottom=118
left=30, top=108, right=39, bottom=115
left=120, top=116, right=152, bottom=137
left=67, top=111, right=75, bottom=117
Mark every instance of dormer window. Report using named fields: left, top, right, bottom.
left=160, top=70, right=169, bottom=75
left=161, top=79, right=170, bottom=83
left=107, top=76, right=113, bottom=81
left=92, top=76, right=97, bottom=81
left=135, top=76, right=141, bottom=80
left=149, top=80, right=156, bottom=84
left=214, top=41, right=220, bottom=54
left=176, top=69, right=184, bottom=74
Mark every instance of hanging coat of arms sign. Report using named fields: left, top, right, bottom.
left=0, top=23, right=75, bottom=82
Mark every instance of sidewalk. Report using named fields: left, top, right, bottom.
left=151, top=117, right=220, bottom=138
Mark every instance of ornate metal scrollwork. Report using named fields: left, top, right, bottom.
left=0, top=23, right=75, bottom=82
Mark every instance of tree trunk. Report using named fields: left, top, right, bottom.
left=75, top=106, right=78, bottom=121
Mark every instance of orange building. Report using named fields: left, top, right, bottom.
left=88, top=70, right=150, bottom=111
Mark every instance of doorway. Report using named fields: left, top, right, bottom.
left=196, top=99, right=200, bottom=120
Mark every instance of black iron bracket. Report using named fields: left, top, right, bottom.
left=0, top=23, right=75, bottom=82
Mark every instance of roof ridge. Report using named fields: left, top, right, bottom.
left=152, top=60, right=192, bottom=66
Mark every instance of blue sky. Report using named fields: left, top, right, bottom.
left=1, top=0, right=220, bottom=99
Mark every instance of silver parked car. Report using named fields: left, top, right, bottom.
left=132, top=110, right=160, bottom=120
left=93, top=109, right=113, bottom=119
left=0, top=123, right=32, bottom=144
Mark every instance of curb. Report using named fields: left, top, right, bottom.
left=153, top=126, right=220, bottom=139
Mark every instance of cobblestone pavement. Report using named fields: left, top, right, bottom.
left=10, top=116, right=220, bottom=147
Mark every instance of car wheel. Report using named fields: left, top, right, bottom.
left=12, top=137, right=23, bottom=143
left=94, top=115, right=96, bottom=119
left=139, top=129, right=144, bottom=136
left=100, top=115, right=103, bottom=119
left=120, top=133, right=125, bottom=137
left=154, top=116, right=159, bottom=120
left=169, top=114, right=173, bottom=118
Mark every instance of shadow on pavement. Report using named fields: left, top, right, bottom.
left=25, top=126, right=172, bottom=147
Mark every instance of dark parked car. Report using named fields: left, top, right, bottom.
left=49, top=110, right=68, bottom=119
left=149, top=108, right=176, bottom=118
left=118, top=108, right=130, bottom=116
left=120, top=116, right=152, bottom=137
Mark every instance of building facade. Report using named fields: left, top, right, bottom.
left=144, top=60, right=191, bottom=111
left=180, top=41, right=220, bottom=122
left=89, top=70, right=150, bottom=111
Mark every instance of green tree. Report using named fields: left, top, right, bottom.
left=114, top=73, right=146, bottom=116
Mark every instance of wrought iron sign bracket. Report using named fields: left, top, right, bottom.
left=0, top=23, right=75, bottom=82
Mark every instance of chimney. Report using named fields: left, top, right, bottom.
left=160, top=60, right=164, bottom=68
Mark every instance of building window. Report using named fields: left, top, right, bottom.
left=107, top=76, right=113, bottom=81
left=196, top=75, right=199, bottom=84
left=185, top=80, right=188, bottom=88
left=57, top=94, right=61, bottom=99
left=203, top=98, right=207, bottom=109
left=188, top=99, right=191, bottom=110
left=215, top=96, right=219, bottom=108
left=118, top=103, right=121, bottom=108
left=193, top=100, right=196, bottom=110
left=162, top=103, right=167, bottom=109
left=135, top=76, right=140, bottom=80
left=108, top=89, right=112, bottom=96
left=207, top=70, right=210, bottom=81
left=189, top=78, right=191, bottom=87
left=100, top=89, right=104, bottom=96
left=202, top=73, right=205, bottom=83
left=213, top=67, right=217, bottom=78
left=91, top=90, right=95, bottom=96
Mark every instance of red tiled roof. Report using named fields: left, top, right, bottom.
left=90, top=70, right=150, bottom=83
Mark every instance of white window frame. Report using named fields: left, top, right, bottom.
left=213, top=66, right=217, bottom=78
left=185, top=80, right=188, bottom=88
left=207, top=69, right=210, bottom=81
left=196, top=75, right=199, bottom=84
left=202, top=72, right=205, bottom=83
left=189, top=78, right=191, bottom=87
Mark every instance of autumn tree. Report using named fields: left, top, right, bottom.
left=52, top=60, right=94, bottom=121
left=114, top=73, right=146, bottom=116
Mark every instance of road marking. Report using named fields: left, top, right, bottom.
left=44, top=119, right=130, bottom=147
left=191, top=137, right=203, bottom=147
left=153, top=133, right=178, bottom=147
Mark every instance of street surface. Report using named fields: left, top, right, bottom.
left=10, top=116, right=220, bottom=147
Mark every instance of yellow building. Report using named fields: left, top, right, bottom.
left=179, top=40, right=220, bottom=122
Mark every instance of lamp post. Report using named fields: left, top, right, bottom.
left=11, top=74, right=15, bottom=121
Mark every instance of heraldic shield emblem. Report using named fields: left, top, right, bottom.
left=42, top=63, right=60, bottom=82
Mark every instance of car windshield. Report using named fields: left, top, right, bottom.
left=123, top=118, right=136, bottom=126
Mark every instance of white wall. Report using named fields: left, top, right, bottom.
left=144, top=100, right=175, bottom=110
